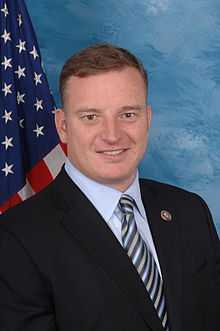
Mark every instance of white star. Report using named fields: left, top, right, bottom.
left=1, top=29, right=11, bottom=44
left=16, top=39, right=26, bottom=53
left=2, top=82, right=12, bottom=96
left=34, top=98, right=43, bottom=111
left=30, top=46, right=39, bottom=60
left=2, top=110, right=12, bottom=124
left=14, top=65, right=26, bottom=79
left=19, top=118, right=24, bottom=128
left=1, top=3, right=9, bottom=17
left=1, top=136, right=13, bottom=150
left=1, top=56, right=12, bottom=70
left=33, top=123, right=44, bottom=138
left=2, top=162, right=14, bottom=176
left=34, top=72, right=42, bottom=86
left=17, top=91, right=25, bottom=104
left=52, top=108, right=59, bottom=115
left=17, top=14, right=22, bottom=27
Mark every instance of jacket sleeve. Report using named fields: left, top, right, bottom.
left=195, top=194, right=220, bottom=278
left=0, top=225, right=57, bottom=331
left=195, top=194, right=220, bottom=325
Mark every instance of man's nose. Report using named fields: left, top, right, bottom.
left=100, top=118, right=121, bottom=144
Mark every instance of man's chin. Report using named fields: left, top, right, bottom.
left=93, top=172, right=136, bottom=191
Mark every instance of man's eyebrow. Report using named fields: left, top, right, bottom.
left=75, top=108, right=101, bottom=114
left=75, top=105, right=145, bottom=114
left=119, top=105, right=146, bottom=111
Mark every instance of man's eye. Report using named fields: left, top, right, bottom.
left=122, top=112, right=136, bottom=119
left=82, top=114, right=97, bottom=121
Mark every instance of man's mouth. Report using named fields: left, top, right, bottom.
left=102, top=149, right=124, bottom=155
left=97, top=148, right=128, bottom=156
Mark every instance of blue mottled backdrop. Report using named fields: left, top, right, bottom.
left=25, top=0, right=220, bottom=233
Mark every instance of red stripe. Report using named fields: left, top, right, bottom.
left=27, top=159, right=53, bottom=192
left=60, top=142, right=67, bottom=155
left=0, top=193, right=23, bottom=213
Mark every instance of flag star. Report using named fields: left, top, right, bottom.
left=1, top=29, right=11, bottom=44
left=33, top=123, right=44, bottom=138
left=2, top=110, right=12, bottom=124
left=34, top=72, right=42, bottom=86
left=1, top=56, right=12, bottom=70
left=16, top=39, right=26, bottom=53
left=2, top=82, right=12, bottom=96
left=1, top=3, right=9, bottom=17
left=30, top=46, right=39, bottom=60
left=17, top=91, right=25, bottom=104
left=19, top=118, right=24, bottom=128
left=17, top=14, right=22, bottom=27
left=2, top=162, right=14, bottom=176
left=15, top=65, right=26, bottom=79
left=1, top=136, right=13, bottom=150
left=34, top=98, right=43, bottom=111
left=52, top=108, right=59, bottom=114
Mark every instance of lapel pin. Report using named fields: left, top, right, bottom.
left=160, top=210, right=172, bottom=222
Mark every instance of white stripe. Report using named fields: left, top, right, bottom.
left=18, top=180, right=35, bottom=200
left=123, top=217, right=135, bottom=247
left=137, top=244, right=146, bottom=273
left=146, top=255, right=155, bottom=291
left=158, top=295, right=165, bottom=318
left=128, top=231, right=139, bottom=257
left=154, top=278, right=163, bottom=309
left=43, top=144, right=66, bottom=178
left=162, top=311, right=167, bottom=327
left=121, top=221, right=128, bottom=237
left=150, top=266, right=159, bottom=299
left=142, top=249, right=151, bottom=282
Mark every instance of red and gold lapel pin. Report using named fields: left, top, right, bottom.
left=160, top=210, right=172, bottom=222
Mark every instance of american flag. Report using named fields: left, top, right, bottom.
left=0, top=0, right=66, bottom=213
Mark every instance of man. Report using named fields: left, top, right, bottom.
left=0, top=44, right=219, bottom=331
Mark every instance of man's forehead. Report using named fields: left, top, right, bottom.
left=62, top=67, right=147, bottom=107
left=65, top=67, right=145, bottom=86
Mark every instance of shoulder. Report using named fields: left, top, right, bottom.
left=139, top=177, right=212, bottom=222
left=0, top=178, right=57, bottom=225
left=140, top=177, right=202, bottom=202
left=0, top=168, right=73, bottom=239
left=140, top=178, right=220, bottom=249
left=0, top=170, right=74, bottom=264
left=140, top=177, right=188, bottom=193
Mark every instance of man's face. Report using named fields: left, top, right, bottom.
left=56, top=67, right=151, bottom=191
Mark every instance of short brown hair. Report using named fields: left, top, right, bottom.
left=59, top=43, right=148, bottom=105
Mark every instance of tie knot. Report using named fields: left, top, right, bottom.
left=119, top=194, right=135, bottom=214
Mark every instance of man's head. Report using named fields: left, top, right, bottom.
left=59, top=43, right=148, bottom=106
left=55, top=43, right=151, bottom=191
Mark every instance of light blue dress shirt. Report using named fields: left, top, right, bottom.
left=65, top=159, right=162, bottom=276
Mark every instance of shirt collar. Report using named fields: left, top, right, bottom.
left=64, top=158, right=144, bottom=221
left=65, top=159, right=120, bottom=221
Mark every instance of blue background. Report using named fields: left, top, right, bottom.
left=25, top=0, right=220, bottom=234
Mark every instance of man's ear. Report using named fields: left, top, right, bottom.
left=55, top=109, right=67, bottom=143
left=146, top=105, right=152, bottom=129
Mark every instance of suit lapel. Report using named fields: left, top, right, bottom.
left=53, top=169, right=164, bottom=331
left=140, top=180, right=184, bottom=331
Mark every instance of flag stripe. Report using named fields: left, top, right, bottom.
left=18, top=179, right=35, bottom=200
left=27, top=159, right=54, bottom=192
left=44, top=144, right=66, bottom=178
left=0, top=193, right=22, bottom=214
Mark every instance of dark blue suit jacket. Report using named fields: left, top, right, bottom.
left=0, top=168, right=219, bottom=330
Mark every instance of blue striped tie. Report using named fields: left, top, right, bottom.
left=119, top=194, right=169, bottom=330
